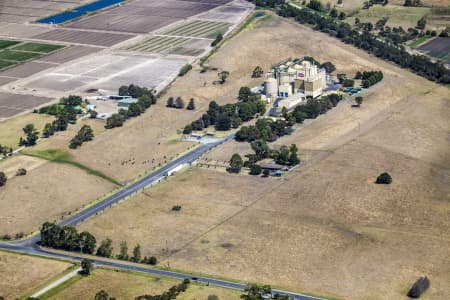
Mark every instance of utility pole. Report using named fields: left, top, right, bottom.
left=166, top=240, right=170, bottom=269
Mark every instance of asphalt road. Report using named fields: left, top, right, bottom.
left=0, top=135, right=325, bottom=300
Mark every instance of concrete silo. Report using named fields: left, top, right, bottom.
left=264, top=77, right=278, bottom=98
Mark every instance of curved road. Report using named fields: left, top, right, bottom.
left=0, top=135, right=324, bottom=300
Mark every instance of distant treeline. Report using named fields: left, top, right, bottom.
left=248, top=0, right=450, bottom=84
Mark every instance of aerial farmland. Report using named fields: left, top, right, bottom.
left=0, top=0, right=449, bottom=299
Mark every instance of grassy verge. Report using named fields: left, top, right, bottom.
left=34, top=274, right=83, bottom=300
left=407, top=35, right=432, bottom=48
left=22, top=148, right=121, bottom=186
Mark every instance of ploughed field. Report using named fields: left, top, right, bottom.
left=417, top=37, right=450, bottom=63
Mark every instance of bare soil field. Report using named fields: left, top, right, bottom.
left=24, top=53, right=188, bottom=94
left=79, top=15, right=450, bottom=300
left=0, top=251, right=72, bottom=299
left=0, top=91, right=52, bottom=119
left=46, top=268, right=241, bottom=300
left=0, top=155, right=116, bottom=235
left=32, top=29, right=135, bottom=47
left=37, top=45, right=101, bottom=64
left=0, top=0, right=91, bottom=23
left=0, top=61, right=56, bottom=78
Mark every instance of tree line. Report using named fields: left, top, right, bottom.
left=262, top=1, right=450, bottom=84
left=40, top=222, right=157, bottom=265
left=183, top=87, right=266, bottom=134
left=106, top=84, right=157, bottom=129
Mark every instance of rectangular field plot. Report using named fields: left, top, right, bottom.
left=0, top=92, right=52, bottom=119
left=0, top=40, right=20, bottom=50
left=10, top=43, right=64, bottom=53
left=0, top=50, right=41, bottom=62
left=0, top=61, right=55, bottom=78
left=0, top=60, right=17, bottom=70
left=32, top=29, right=134, bottom=47
left=0, top=41, right=64, bottom=70
left=25, top=53, right=188, bottom=93
left=38, top=45, right=100, bottom=64
left=127, top=36, right=191, bottom=54
left=163, top=20, right=231, bottom=38
left=417, top=37, right=450, bottom=63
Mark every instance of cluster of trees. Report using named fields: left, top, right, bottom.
left=407, top=276, right=430, bottom=298
left=228, top=141, right=300, bottom=174
left=274, top=3, right=450, bottom=84
left=404, top=0, right=422, bottom=6
left=19, top=124, right=39, bottom=147
left=288, top=93, right=343, bottom=123
left=355, top=70, right=383, bottom=88
left=253, top=0, right=285, bottom=7
left=241, top=284, right=292, bottom=300
left=178, top=64, right=192, bottom=77
left=0, top=144, right=13, bottom=157
left=183, top=87, right=265, bottom=134
left=235, top=118, right=292, bottom=143
left=135, top=279, right=190, bottom=300
left=36, top=95, right=85, bottom=140
left=41, top=222, right=97, bottom=253
left=167, top=97, right=195, bottom=110
left=106, top=84, right=156, bottom=129
left=40, top=222, right=157, bottom=265
left=69, top=125, right=94, bottom=149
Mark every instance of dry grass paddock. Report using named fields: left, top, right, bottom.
left=0, top=155, right=116, bottom=235
left=79, top=14, right=450, bottom=300
left=0, top=251, right=72, bottom=299
left=46, top=268, right=241, bottom=300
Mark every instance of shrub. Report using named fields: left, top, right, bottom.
left=172, top=205, right=182, bottom=211
left=211, top=33, right=223, bottom=47
left=0, top=172, right=7, bottom=187
left=249, top=164, right=262, bottom=175
left=407, top=276, right=430, bottom=298
left=376, top=172, right=392, bottom=184
left=16, top=168, right=27, bottom=176
left=179, top=64, right=192, bottom=76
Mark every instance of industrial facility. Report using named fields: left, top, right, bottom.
left=263, top=58, right=328, bottom=111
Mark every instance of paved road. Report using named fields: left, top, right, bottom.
left=0, top=135, right=324, bottom=300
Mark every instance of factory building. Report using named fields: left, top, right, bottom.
left=263, top=58, right=327, bottom=110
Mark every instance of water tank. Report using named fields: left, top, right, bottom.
left=264, top=78, right=278, bottom=97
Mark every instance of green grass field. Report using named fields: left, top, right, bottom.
left=407, top=35, right=432, bottom=48
left=0, top=59, right=17, bottom=69
left=0, top=40, right=20, bottom=50
left=11, top=42, right=65, bottom=53
left=0, top=50, right=42, bottom=61
left=0, top=40, right=64, bottom=70
left=353, top=5, right=431, bottom=29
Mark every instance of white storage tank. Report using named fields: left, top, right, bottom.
left=264, top=77, right=278, bottom=97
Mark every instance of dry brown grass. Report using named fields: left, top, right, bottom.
left=0, top=156, right=115, bottom=235
left=0, top=112, right=54, bottom=149
left=79, top=168, right=275, bottom=258
left=0, top=251, right=72, bottom=299
left=47, top=268, right=241, bottom=300
left=80, top=14, right=450, bottom=300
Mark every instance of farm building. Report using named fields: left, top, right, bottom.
left=118, top=98, right=138, bottom=108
